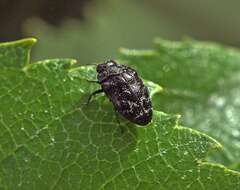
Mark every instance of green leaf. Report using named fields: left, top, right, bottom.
left=0, top=39, right=240, bottom=190
left=119, top=38, right=240, bottom=169
left=0, top=38, right=36, bottom=68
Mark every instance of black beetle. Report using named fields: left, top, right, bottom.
left=87, top=60, right=152, bottom=126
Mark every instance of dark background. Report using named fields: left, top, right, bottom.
left=0, top=0, right=240, bottom=63
left=0, top=0, right=90, bottom=41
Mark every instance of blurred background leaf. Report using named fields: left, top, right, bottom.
left=22, top=0, right=179, bottom=64
left=1, top=0, right=240, bottom=63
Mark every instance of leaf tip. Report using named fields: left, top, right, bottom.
left=0, top=37, right=37, bottom=46
left=23, top=37, right=37, bottom=44
left=208, top=135, right=223, bottom=150
left=14, top=38, right=37, bottom=48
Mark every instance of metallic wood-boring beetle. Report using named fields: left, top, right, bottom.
left=87, top=60, right=152, bottom=126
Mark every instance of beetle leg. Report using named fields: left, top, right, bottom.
left=86, top=79, right=100, bottom=84
left=86, top=89, right=104, bottom=105
left=113, top=109, right=126, bottom=134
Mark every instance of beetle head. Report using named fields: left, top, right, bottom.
left=96, top=60, right=117, bottom=73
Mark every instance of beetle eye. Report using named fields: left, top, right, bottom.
left=96, top=64, right=106, bottom=72
left=107, top=61, right=115, bottom=67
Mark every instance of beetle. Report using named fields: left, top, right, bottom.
left=87, top=60, right=152, bottom=126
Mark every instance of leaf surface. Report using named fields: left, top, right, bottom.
left=120, top=38, right=240, bottom=169
left=0, top=39, right=239, bottom=190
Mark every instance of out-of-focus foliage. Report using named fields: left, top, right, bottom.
left=23, top=0, right=180, bottom=64
left=23, top=0, right=240, bottom=65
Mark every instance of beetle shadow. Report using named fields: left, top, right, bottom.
left=61, top=94, right=138, bottom=157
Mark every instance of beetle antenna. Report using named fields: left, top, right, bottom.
left=81, top=63, right=98, bottom=66
left=80, top=59, right=116, bottom=66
